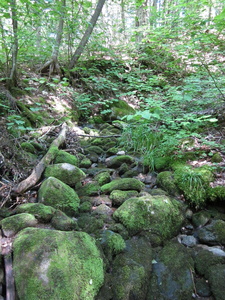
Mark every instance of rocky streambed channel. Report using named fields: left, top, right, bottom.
left=0, top=122, right=225, bottom=300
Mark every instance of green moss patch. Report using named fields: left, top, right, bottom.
left=13, top=228, right=104, bottom=300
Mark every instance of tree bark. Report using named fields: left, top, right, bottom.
left=39, top=0, right=66, bottom=76
left=12, top=125, right=67, bottom=194
left=69, top=0, right=107, bottom=69
left=8, top=0, right=18, bottom=88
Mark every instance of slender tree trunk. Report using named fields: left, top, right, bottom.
left=8, top=0, right=18, bottom=87
left=40, top=0, right=66, bottom=76
left=69, top=0, right=107, bottom=69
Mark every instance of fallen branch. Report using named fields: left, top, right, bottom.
left=12, top=125, right=67, bottom=194
left=76, top=134, right=121, bottom=138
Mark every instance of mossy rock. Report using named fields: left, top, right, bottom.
left=106, top=155, right=135, bottom=168
left=55, top=150, right=79, bottom=166
left=94, top=171, right=111, bottom=186
left=100, top=230, right=126, bottom=259
left=108, top=99, right=135, bottom=120
left=85, top=146, right=104, bottom=155
left=192, top=210, right=211, bottom=228
left=194, top=247, right=225, bottom=277
left=14, top=203, right=56, bottom=223
left=113, top=195, right=184, bottom=243
left=109, top=190, right=139, bottom=206
left=156, top=171, right=179, bottom=196
left=208, top=264, right=225, bottom=300
left=110, top=237, right=152, bottom=300
left=0, top=213, right=38, bottom=237
left=106, top=147, right=118, bottom=156
left=79, top=158, right=92, bottom=168
left=38, top=177, right=80, bottom=216
left=154, top=156, right=171, bottom=171
left=197, top=220, right=225, bottom=245
left=101, top=178, right=144, bottom=194
left=77, top=215, right=104, bottom=234
left=211, top=152, right=223, bottom=163
left=44, top=163, right=86, bottom=186
left=21, top=142, right=36, bottom=154
left=79, top=201, right=92, bottom=213
left=77, top=182, right=101, bottom=197
left=207, top=186, right=225, bottom=202
left=13, top=228, right=104, bottom=300
left=51, top=210, right=77, bottom=231
left=147, top=241, right=194, bottom=300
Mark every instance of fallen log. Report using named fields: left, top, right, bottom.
left=13, top=125, right=67, bottom=194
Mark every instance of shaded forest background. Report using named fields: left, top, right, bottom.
left=1, top=0, right=225, bottom=202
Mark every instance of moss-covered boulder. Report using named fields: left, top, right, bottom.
left=107, top=99, right=135, bottom=120
left=192, top=210, right=211, bottom=228
left=100, top=230, right=126, bottom=260
left=113, top=195, right=184, bottom=244
left=15, top=203, right=56, bottom=223
left=94, top=172, right=111, bottom=186
left=156, top=171, right=179, bottom=196
left=110, top=237, right=152, bottom=300
left=85, top=146, right=104, bottom=156
left=13, top=228, right=104, bottom=300
left=196, top=220, right=225, bottom=245
left=77, top=182, right=101, bottom=197
left=193, top=246, right=225, bottom=278
left=106, top=155, right=135, bottom=168
left=101, top=178, right=144, bottom=194
left=109, top=190, right=139, bottom=206
left=54, top=150, right=79, bottom=166
left=77, top=215, right=104, bottom=234
left=207, top=186, right=225, bottom=202
left=208, top=264, right=225, bottom=300
left=0, top=213, right=38, bottom=237
left=44, top=163, right=86, bottom=186
left=79, top=158, right=92, bottom=168
left=51, top=210, right=77, bottom=231
left=38, top=177, right=80, bottom=216
left=147, top=241, right=194, bottom=300
left=211, top=152, right=223, bottom=163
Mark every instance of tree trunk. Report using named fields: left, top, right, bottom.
left=39, top=0, right=66, bottom=76
left=69, top=0, right=107, bottom=69
left=8, top=0, right=18, bottom=88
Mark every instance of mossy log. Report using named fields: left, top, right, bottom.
left=13, top=125, right=67, bottom=194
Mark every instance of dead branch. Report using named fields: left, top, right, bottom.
left=12, top=124, right=67, bottom=194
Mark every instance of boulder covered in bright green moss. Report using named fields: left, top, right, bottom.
left=207, top=186, right=225, bottom=202
left=54, top=150, right=79, bottom=166
left=77, top=182, right=101, bottom=197
left=15, top=203, right=56, bottom=223
left=101, top=178, right=144, bottom=194
left=13, top=228, right=104, bottom=300
left=38, top=177, right=80, bottom=216
left=0, top=213, right=38, bottom=237
left=51, top=210, right=78, bottom=231
left=106, top=155, right=135, bottom=168
left=156, top=171, right=179, bottom=196
left=94, top=171, right=111, bottom=186
left=147, top=241, right=194, bottom=300
left=44, top=163, right=86, bottom=186
left=109, top=190, right=139, bottom=206
left=79, top=158, right=92, bottom=168
left=113, top=195, right=184, bottom=244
